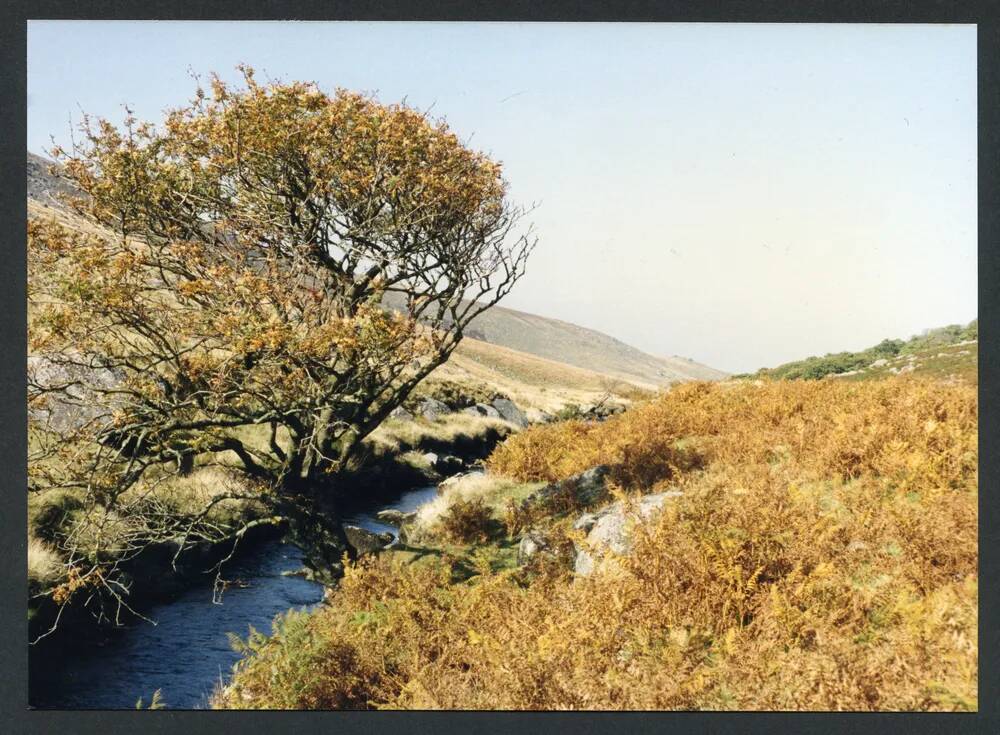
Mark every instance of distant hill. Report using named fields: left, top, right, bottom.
left=28, top=152, right=78, bottom=205
left=740, top=320, right=978, bottom=384
left=456, top=303, right=728, bottom=388
left=27, top=150, right=728, bottom=397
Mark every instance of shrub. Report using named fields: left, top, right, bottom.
left=221, top=610, right=383, bottom=709
left=439, top=498, right=498, bottom=544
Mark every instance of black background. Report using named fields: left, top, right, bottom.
left=1, top=3, right=996, bottom=733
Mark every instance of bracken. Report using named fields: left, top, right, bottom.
left=216, top=378, right=977, bottom=711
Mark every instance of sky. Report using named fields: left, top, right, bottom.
left=27, top=21, right=977, bottom=373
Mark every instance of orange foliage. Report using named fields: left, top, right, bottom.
left=218, top=379, right=977, bottom=711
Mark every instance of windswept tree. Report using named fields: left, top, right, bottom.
left=28, top=68, right=534, bottom=619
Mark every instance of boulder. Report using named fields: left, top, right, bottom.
left=525, top=408, right=555, bottom=424
left=389, top=406, right=415, bottom=422
left=535, top=465, right=611, bottom=508
left=464, top=402, right=501, bottom=419
left=376, top=509, right=417, bottom=527
left=419, top=397, right=450, bottom=421
left=870, top=358, right=889, bottom=368
left=573, top=491, right=683, bottom=577
left=28, top=354, right=124, bottom=433
left=517, top=530, right=549, bottom=564
left=512, top=466, right=612, bottom=522
left=422, top=452, right=440, bottom=468
left=491, top=398, right=529, bottom=428
left=433, top=454, right=465, bottom=476
left=343, top=525, right=394, bottom=556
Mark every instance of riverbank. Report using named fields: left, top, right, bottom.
left=28, top=411, right=517, bottom=652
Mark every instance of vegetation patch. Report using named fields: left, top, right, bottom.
left=217, top=378, right=977, bottom=711
left=737, top=320, right=977, bottom=382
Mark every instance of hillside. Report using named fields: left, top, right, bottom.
left=740, top=320, right=978, bottom=384
left=457, top=303, right=728, bottom=387
left=27, top=151, right=727, bottom=403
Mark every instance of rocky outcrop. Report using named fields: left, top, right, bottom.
left=28, top=354, right=124, bottom=434
left=491, top=398, right=528, bottom=428
left=418, top=397, right=451, bottom=421
left=389, top=406, right=415, bottom=421
left=526, top=465, right=611, bottom=510
left=573, top=490, right=683, bottom=576
left=517, top=529, right=549, bottom=564
left=343, top=525, right=394, bottom=556
left=525, top=408, right=554, bottom=424
left=375, top=509, right=418, bottom=527
left=464, top=403, right=501, bottom=419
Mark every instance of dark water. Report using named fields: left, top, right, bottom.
left=30, top=483, right=440, bottom=710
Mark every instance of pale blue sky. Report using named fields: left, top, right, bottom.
left=27, top=21, right=977, bottom=373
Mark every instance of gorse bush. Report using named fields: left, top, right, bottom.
left=217, top=378, right=977, bottom=711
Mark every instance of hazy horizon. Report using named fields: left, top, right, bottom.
left=27, top=21, right=977, bottom=373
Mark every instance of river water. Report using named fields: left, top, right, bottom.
left=29, top=483, right=441, bottom=710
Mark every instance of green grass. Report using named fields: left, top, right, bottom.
left=836, top=341, right=977, bottom=384
left=739, top=320, right=977, bottom=382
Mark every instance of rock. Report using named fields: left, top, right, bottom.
left=536, top=465, right=611, bottom=508
left=397, top=523, right=412, bottom=545
left=433, top=454, right=465, bottom=476
left=376, top=509, right=417, bottom=527
left=517, top=529, right=574, bottom=570
left=517, top=530, right=549, bottom=564
left=464, top=403, right=501, bottom=419
left=899, top=364, right=915, bottom=374
left=870, top=358, right=888, bottom=368
left=513, top=466, right=613, bottom=523
left=28, top=353, right=124, bottom=433
left=343, top=525, right=394, bottom=556
left=525, top=408, right=555, bottom=424
left=491, top=398, right=529, bottom=428
left=573, top=491, right=683, bottom=577
left=419, top=397, right=450, bottom=421
left=389, top=406, right=414, bottom=421
left=422, top=452, right=439, bottom=468
left=437, top=470, right=483, bottom=494
left=572, top=512, right=601, bottom=534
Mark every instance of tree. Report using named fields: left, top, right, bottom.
left=28, top=68, right=535, bottom=622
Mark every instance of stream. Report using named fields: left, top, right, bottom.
left=28, top=483, right=441, bottom=710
